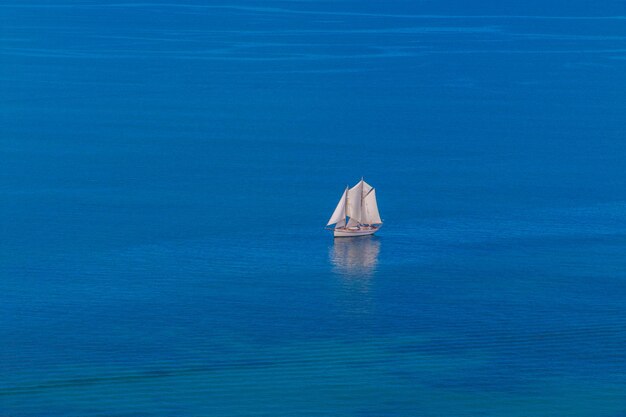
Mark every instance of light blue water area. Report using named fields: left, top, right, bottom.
left=2, top=1, right=626, bottom=416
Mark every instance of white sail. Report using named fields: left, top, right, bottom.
left=346, top=180, right=363, bottom=222
left=361, top=179, right=373, bottom=196
left=327, top=188, right=347, bottom=226
left=362, top=189, right=382, bottom=224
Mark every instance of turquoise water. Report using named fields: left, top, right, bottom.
left=2, top=1, right=626, bottom=416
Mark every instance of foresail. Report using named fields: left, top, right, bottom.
left=327, top=189, right=347, bottom=226
left=362, top=189, right=382, bottom=224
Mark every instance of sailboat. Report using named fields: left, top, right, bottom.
left=326, top=178, right=383, bottom=237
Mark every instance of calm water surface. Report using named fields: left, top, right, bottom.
left=2, top=1, right=626, bottom=416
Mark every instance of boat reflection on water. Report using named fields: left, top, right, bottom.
left=330, top=237, right=380, bottom=315
left=330, top=236, right=381, bottom=278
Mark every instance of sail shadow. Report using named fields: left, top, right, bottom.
left=330, top=236, right=381, bottom=278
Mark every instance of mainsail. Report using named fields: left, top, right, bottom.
left=346, top=180, right=363, bottom=222
left=361, top=180, right=373, bottom=196
left=362, top=189, right=382, bottom=224
left=327, top=179, right=382, bottom=228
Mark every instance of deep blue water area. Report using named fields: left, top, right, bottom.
left=2, top=1, right=626, bottom=416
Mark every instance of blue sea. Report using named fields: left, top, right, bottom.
left=2, top=1, right=626, bottom=416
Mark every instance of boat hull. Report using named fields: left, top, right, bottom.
left=333, top=226, right=380, bottom=238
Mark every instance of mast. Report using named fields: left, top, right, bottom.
left=344, top=184, right=348, bottom=224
